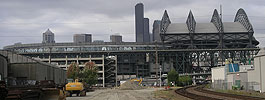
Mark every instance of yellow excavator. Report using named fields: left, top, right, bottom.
left=65, top=79, right=86, bottom=97
left=130, top=78, right=143, bottom=85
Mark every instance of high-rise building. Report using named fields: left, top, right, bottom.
left=150, top=33, right=153, bottom=42
left=135, top=3, right=150, bottom=43
left=135, top=3, right=144, bottom=43
left=110, top=34, right=122, bottom=43
left=73, top=34, right=92, bottom=43
left=42, top=29, right=55, bottom=43
left=152, top=20, right=161, bottom=42
left=144, top=18, right=150, bottom=42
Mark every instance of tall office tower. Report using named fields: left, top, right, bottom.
left=150, top=33, right=153, bottom=42
left=135, top=3, right=144, bottom=42
left=73, top=34, right=92, bottom=43
left=144, top=18, right=150, bottom=42
left=152, top=20, right=161, bottom=42
left=110, top=34, right=122, bottom=43
left=42, top=29, right=55, bottom=43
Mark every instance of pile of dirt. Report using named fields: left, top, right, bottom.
left=119, top=80, right=143, bottom=90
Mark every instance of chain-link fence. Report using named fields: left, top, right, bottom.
left=212, top=80, right=260, bottom=92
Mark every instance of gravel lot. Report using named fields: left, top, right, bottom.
left=67, top=88, right=164, bottom=100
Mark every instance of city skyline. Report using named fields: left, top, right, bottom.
left=0, top=0, right=265, bottom=48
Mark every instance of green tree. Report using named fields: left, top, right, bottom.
left=167, top=68, right=179, bottom=86
left=178, top=75, right=192, bottom=86
left=67, top=61, right=98, bottom=86
left=67, top=62, right=79, bottom=79
left=79, top=61, right=98, bottom=86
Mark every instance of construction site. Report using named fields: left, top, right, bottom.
left=1, top=1, right=265, bottom=100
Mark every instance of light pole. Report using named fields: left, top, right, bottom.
left=155, top=40, right=158, bottom=86
left=159, top=67, right=162, bottom=87
left=115, top=55, right=118, bottom=87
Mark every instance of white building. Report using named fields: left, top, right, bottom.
left=211, top=48, right=265, bottom=92
left=211, top=66, right=226, bottom=83
left=248, top=48, right=265, bottom=92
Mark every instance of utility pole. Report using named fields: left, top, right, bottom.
left=220, top=4, right=224, bottom=66
left=49, top=47, right=52, bottom=64
left=155, top=40, right=158, bottom=86
left=115, top=55, right=118, bottom=87
left=159, top=67, right=162, bottom=87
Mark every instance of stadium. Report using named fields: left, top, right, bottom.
left=3, top=8, right=260, bottom=85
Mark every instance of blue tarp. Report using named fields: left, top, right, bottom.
left=228, top=64, right=239, bottom=72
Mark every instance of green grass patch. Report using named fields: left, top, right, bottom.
left=153, top=87, right=188, bottom=100
left=214, top=89, right=265, bottom=98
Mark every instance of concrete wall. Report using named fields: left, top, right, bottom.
left=239, top=65, right=253, bottom=72
left=0, top=55, right=8, bottom=81
left=227, top=72, right=248, bottom=83
left=249, top=52, right=265, bottom=92
left=227, top=72, right=248, bottom=90
left=211, top=66, right=225, bottom=83
left=247, top=48, right=265, bottom=92
left=247, top=70, right=260, bottom=91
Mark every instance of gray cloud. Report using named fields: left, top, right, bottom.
left=0, top=0, right=265, bottom=48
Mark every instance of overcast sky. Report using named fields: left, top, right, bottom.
left=0, top=0, right=265, bottom=49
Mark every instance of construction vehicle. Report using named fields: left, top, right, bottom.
left=37, top=80, right=64, bottom=100
left=6, top=80, right=63, bottom=100
left=130, top=78, right=143, bottom=85
left=65, top=79, right=86, bottom=97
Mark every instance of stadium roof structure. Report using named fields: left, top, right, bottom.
left=160, top=8, right=259, bottom=49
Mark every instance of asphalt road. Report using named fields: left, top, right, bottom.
left=67, top=88, right=164, bottom=100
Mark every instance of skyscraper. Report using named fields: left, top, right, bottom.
left=110, top=34, right=122, bottom=43
left=152, top=20, right=161, bottom=42
left=73, top=34, right=92, bottom=43
left=144, top=18, right=150, bottom=42
left=135, top=3, right=144, bottom=42
left=42, top=29, right=55, bottom=43
left=150, top=33, right=153, bottom=42
left=135, top=3, right=150, bottom=43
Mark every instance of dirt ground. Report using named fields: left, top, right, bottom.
left=67, top=88, right=165, bottom=100
left=153, top=87, right=191, bottom=100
